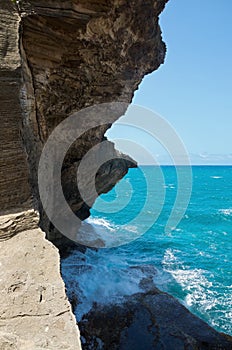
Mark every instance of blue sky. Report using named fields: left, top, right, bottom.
left=107, top=0, right=232, bottom=165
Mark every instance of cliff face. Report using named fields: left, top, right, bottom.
left=0, top=0, right=167, bottom=348
left=0, top=1, right=31, bottom=212
left=19, top=0, right=167, bottom=236
left=0, top=4, right=81, bottom=347
left=1, top=0, right=168, bottom=236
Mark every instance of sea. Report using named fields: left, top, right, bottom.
left=61, top=166, right=232, bottom=335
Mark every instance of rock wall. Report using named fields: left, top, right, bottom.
left=18, top=0, right=167, bottom=234
left=0, top=0, right=167, bottom=348
left=0, top=0, right=167, bottom=234
left=0, top=2, right=82, bottom=347
left=0, top=1, right=32, bottom=212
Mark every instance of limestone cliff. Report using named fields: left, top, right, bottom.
left=0, top=0, right=167, bottom=348
left=1, top=0, right=232, bottom=349
left=18, top=0, right=167, bottom=236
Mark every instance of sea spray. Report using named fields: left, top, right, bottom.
left=61, top=166, right=232, bottom=335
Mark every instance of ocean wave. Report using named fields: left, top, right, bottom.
left=162, top=248, right=232, bottom=333
left=218, top=208, right=232, bottom=216
left=86, top=217, right=116, bottom=232
left=61, top=167, right=232, bottom=335
left=162, top=249, right=216, bottom=311
left=62, top=247, right=160, bottom=320
left=162, top=249, right=213, bottom=303
left=123, top=225, right=138, bottom=233
left=78, top=216, right=142, bottom=248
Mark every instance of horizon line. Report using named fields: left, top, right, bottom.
left=136, top=164, right=232, bottom=167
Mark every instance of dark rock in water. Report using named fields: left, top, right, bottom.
left=130, top=264, right=158, bottom=292
left=139, top=276, right=158, bottom=293
left=79, top=289, right=232, bottom=350
left=130, top=264, right=158, bottom=276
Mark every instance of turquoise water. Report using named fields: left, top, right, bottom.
left=62, top=166, right=232, bottom=335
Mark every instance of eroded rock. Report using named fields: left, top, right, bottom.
left=0, top=209, right=39, bottom=241
left=18, top=0, right=168, bottom=235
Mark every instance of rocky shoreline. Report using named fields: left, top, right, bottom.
left=61, top=245, right=232, bottom=350
left=79, top=289, right=232, bottom=350
left=1, top=0, right=232, bottom=349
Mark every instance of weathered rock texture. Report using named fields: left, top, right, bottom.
left=0, top=0, right=167, bottom=235
left=0, top=2, right=82, bottom=346
left=18, top=0, right=167, bottom=234
left=79, top=290, right=232, bottom=350
left=0, top=0, right=168, bottom=348
left=0, top=227, right=82, bottom=349
left=0, top=209, right=38, bottom=241
left=0, top=1, right=32, bottom=212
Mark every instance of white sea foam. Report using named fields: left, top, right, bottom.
left=62, top=217, right=153, bottom=317
left=210, top=176, right=223, bottom=179
left=86, top=217, right=116, bottom=232
left=162, top=249, right=217, bottom=311
left=163, top=184, right=176, bottom=189
left=123, top=225, right=138, bottom=233
left=62, top=247, right=158, bottom=319
left=219, top=209, right=232, bottom=216
left=162, top=249, right=232, bottom=332
left=174, top=228, right=182, bottom=232
left=77, top=217, right=141, bottom=248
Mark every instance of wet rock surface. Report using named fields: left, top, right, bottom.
left=79, top=289, right=232, bottom=350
